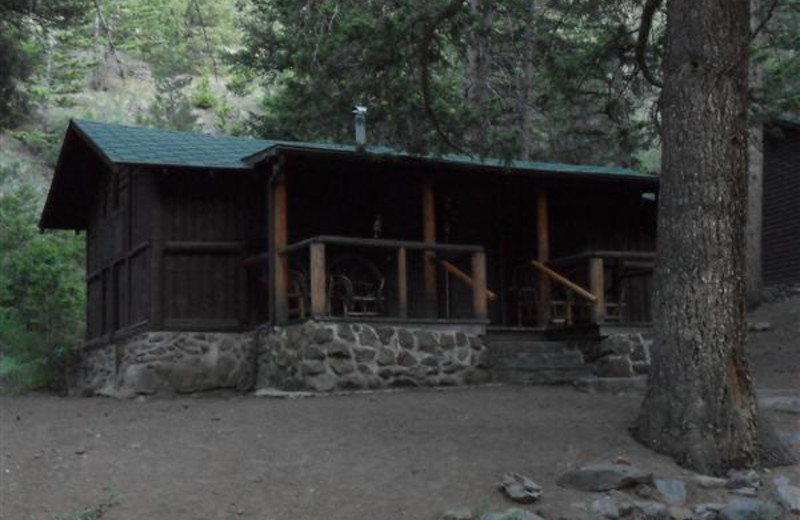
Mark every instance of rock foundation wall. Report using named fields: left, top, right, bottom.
left=78, top=332, right=255, bottom=396
left=256, top=321, right=490, bottom=392
left=585, top=331, right=653, bottom=378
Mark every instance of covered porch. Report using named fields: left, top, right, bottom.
left=244, top=149, right=658, bottom=331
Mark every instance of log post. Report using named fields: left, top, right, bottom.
left=472, top=251, right=488, bottom=320
left=397, top=247, right=408, bottom=318
left=310, top=242, right=326, bottom=317
left=589, top=256, right=605, bottom=323
left=272, top=165, right=289, bottom=324
left=421, top=177, right=438, bottom=317
left=536, top=189, right=551, bottom=326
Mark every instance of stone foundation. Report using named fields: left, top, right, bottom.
left=590, top=331, right=653, bottom=378
left=78, top=332, right=255, bottom=397
left=256, top=321, right=490, bottom=392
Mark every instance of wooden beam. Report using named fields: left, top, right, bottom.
left=440, top=259, right=498, bottom=301
left=310, top=242, right=326, bottom=317
left=397, top=247, right=408, bottom=318
left=272, top=165, right=289, bottom=324
left=589, top=257, right=606, bottom=323
left=471, top=251, right=488, bottom=320
left=531, top=260, right=597, bottom=302
left=536, top=189, right=551, bottom=326
left=421, top=177, right=437, bottom=316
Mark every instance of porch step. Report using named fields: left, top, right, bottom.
left=486, top=338, right=593, bottom=385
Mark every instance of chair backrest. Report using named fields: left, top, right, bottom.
left=328, top=254, right=385, bottom=295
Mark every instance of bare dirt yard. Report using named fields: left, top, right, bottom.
left=2, top=295, right=799, bottom=520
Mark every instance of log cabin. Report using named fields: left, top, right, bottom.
left=763, top=119, right=800, bottom=288
left=41, top=119, right=659, bottom=395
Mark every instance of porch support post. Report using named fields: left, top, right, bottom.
left=471, top=251, right=488, bottom=320
left=272, top=163, right=289, bottom=325
left=422, top=177, right=438, bottom=316
left=536, top=189, right=551, bottom=326
left=589, top=256, right=606, bottom=323
left=397, top=247, right=408, bottom=318
left=310, top=242, right=326, bottom=317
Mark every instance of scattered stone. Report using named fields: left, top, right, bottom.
left=499, top=472, right=543, bottom=504
left=254, top=388, right=313, bottom=399
left=726, top=470, right=760, bottom=490
left=747, top=321, right=771, bottom=332
left=442, top=507, right=473, bottom=520
left=730, top=487, right=758, bottom=497
left=775, top=484, right=800, bottom=513
left=691, top=474, right=728, bottom=490
left=590, top=495, right=619, bottom=519
left=481, top=508, right=545, bottom=520
left=630, top=500, right=668, bottom=518
left=614, top=456, right=632, bottom=466
left=74, top=448, right=86, bottom=455
left=653, top=478, right=687, bottom=506
left=718, top=496, right=782, bottom=520
left=665, top=506, right=692, bottom=520
left=772, top=476, right=791, bottom=487
left=557, top=463, right=653, bottom=492
left=634, top=483, right=661, bottom=501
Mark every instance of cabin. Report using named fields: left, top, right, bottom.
left=763, top=119, right=800, bottom=288
left=41, top=119, right=658, bottom=396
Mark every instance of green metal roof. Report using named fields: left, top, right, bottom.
left=72, top=119, right=274, bottom=170
left=71, top=118, right=655, bottom=181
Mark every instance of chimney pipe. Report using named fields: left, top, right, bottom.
left=353, top=105, right=367, bottom=148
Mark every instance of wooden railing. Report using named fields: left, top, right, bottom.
left=440, top=259, right=498, bottom=302
left=256, top=235, right=490, bottom=324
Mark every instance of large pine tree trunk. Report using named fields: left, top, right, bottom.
left=634, top=0, right=759, bottom=475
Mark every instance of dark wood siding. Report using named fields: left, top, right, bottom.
left=85, top=165, right=152, bottom=346
left=763, top=125, right=800, bottom=285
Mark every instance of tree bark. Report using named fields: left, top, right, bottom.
left=634, top=0, right=771, bottom=475
left=746, top=0, right=765, bottom=308
left=465, top=0, right=491, bottom=146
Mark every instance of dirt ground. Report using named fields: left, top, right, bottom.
left=1, top=296, right=799, bottom=520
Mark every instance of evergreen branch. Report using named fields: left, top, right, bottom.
left=419, top=0, right=470, bottom=155
left=635, top=0, right=664, bottom=89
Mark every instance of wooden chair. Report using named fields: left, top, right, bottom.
left=288, top=269, right=309, bottom=320
left=327, top=255, right=386, bottom=317
left=510, top=263, right=575, bottom=327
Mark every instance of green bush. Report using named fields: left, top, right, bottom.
left=191, top=76, right=216, bottom=109
left=0, top=180, right=85, bottom=393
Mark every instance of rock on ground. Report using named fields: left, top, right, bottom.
left=653, top=477, right=686, bottom=506
left=499, top=472, right=542, bottom=504
left=557, top=463, right=653, bottom=492
left=718, top=496, right=782, bottom=520
left=480, top=508, right=545, bottom=520
left=776, top=484, right=800, bottom=513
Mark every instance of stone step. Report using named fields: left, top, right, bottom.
left=488, top=340, right=574, bottom=355
left=490, top=351, right=585, bottom=370
left=492, top=365, right=595, bottom=385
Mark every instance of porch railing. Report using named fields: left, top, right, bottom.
left=273, top=235, right=490, bottom=323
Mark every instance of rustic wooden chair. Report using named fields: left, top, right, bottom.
left=287, top=269, right=309, bottom=320
left=510, top=263, right=574, bottom=327
left=327, top=255, right=386, bottom=317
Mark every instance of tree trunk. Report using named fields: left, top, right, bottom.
left=746, top=0, right=765, bottom=308
left=518, top=0, right=535, bottom=161
left=465, top=0, right=491, bottom=147
left=635, top=0, right=761, bottom=475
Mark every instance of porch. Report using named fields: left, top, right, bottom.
left=245, top=151, right=657, bottom=332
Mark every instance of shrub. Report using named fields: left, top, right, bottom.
left=191, top=76, right=216, bottom=109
